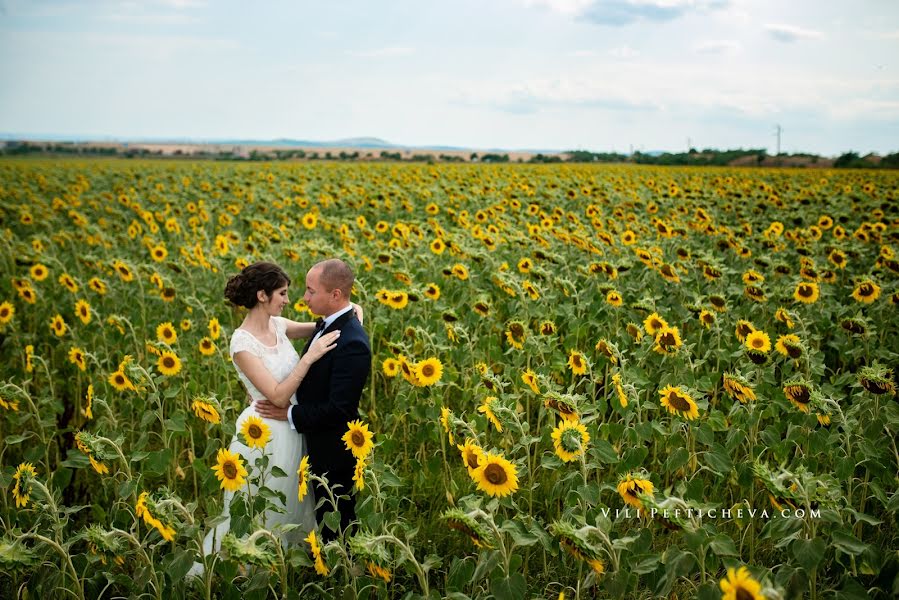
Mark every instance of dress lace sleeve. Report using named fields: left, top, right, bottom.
left=229, top=329, right=263, bottom=359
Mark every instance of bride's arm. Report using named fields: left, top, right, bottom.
left=232, top=331, right=340, bottom=407
left=282, top=303, right=364, bottom=339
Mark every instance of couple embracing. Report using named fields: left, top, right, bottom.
left=197, top=258, right=371, bottom=565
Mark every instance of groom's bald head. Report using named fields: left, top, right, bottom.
left=313, top=258, right=354, bottom=299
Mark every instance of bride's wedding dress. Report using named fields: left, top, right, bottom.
left=190, top=317, right=315, bottom=575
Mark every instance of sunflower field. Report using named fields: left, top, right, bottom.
left=1, top=159, right=897, bottom=599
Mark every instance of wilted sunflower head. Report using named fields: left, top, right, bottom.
left=441, top=508, right=494, bottom=548
left=783, top=379, right=813, bottom=412
left=858, top=362, right=895, bottom=395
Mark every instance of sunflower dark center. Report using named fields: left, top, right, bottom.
left=859, top=284, right=872, bottom=296
left=115, top=374, right=125, bottom=384
left=163, top=357, right=175, bottom=368
left=751, top=337, right=765, bottom=349
left=573, top=355, right=582, bottom=367
left=248, top=424, right=262, bottom=439
left=351, top=431, right=365, bottom=446
left=735, top=587, right=755, bottom=600
left=659, top=332, right=675, bottom=345
left=799, top=285, right=813, bottom=297
left=223, top=462, right=238, bottom=478
left=484, top=463, right=507, bottom=485
left=421, top=365, right=435, bottom=378
left=788, top=386, right=810, bottom=403
left=667, top=392, right=691, bottom=412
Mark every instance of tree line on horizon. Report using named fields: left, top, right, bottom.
left=1, top=140, right=897, bottom=168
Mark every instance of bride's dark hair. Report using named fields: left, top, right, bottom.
left=224, top=262, right=291, bottom=308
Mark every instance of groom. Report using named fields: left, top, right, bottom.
left=255, top=258, right=371, bottom=540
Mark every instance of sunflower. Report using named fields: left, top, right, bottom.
left=58, top=273, right=78, bottom=293
left=439, top=406, right=455, bottom=444
left=617, top=474, right=654, bottom=510
left=658, top=385, right=699, bottom=420
left=305, top=530, right=329, bottom=576
left=212, top=448, right=248, bottom=491
left=157, top=351, right=182, bottom=376
left=424, top=283, right=440, bottom=300
left=12, top=462, right=37, bottom=508
left=353, top=456, right=367, bottom=491
left=567, top=350, right=588, bottom=375
left=161, top=287, right=176, bottom=302
left=74, top=299, right=91, bottom=325
left=653, top=325, right=682, bottom=355
left=88, top=277, right=107, bottom=295
left=451, top=263, right=469, bottom=280
left=478, top=397, right=503, bottom=432
left=18, top=286, right=36, bottom=304
left=415, top=357, right=443, bottom=386
left=156, top=322, right=178, bottom=345
left=150, top=244, right=167, bottom=262
left=297, top=455, right=310, bottom=501
left=552, top=522, right=605, bottom=575
left=30, top=263, right=49, bottom=281
left=659, top=263, right=680, bottom=283
left=473, top=299, right=491, bottom=317
left=783, top=379, right=812, bottom=412
left=745, top=330, right=771, bottom=354
left=49, top=314, right=67, bottom=337
left=386, top=291, right=409, bottom=310
left=551, top=420, right=590, bottom=462
left=505, top=320, right=527, bottom=350
left=775, top=334, right=804, bottom=359
left=720, top=566, right=766, bottom=600
left=343, top=420, right=374, bottom=459
left=744, top=285, right=766, bottom=303
left=858, top=363, right=895, bottom=395
left=0, top=301, right=14, bottom=326
left=828, top=248, right=847, bottom=269
left=544, top=392, right=580, bottom=422
left=442, top=508, right=494, bottom=548
left=241, top=415, right=271, bottom=449
left=742, top=270, right=764, bottom=285
left=382, top=357, right=400, bottom=377
left=723, top=372, right=756, bottom=403
left=191, top=399, right=220, bottom=424
left=112, top=260, right=134, bottom=282
left=79, top=384, right=94, bottom=419
left=301, top=213, right=318, bottom=229
left=625, top=322, right=644, bottom=342
left=698, top=309, right=715, bottom=329
left=793, top=281, right=819, bottom=304
left=68, top=347, right=87, bottom=371
left=473, top=452, right=519, bottom=498
left=108, top=369, right=135, bottom=392
left=734, top=319, right=756, bottom=342
left=539, top=320, right=556, bottom=335
left=457, top=438, right=485, bottom=475
left=521, top=369, right=540, bottom=394
left=208, top=317, right=221, bottom=340
left=708, top=294, right=727, bottom=312
left=643, top=312, right=667, bottom=336
left=605, top=289, right=623, bottom=307
left=198, top=337, right=216, bottom=356
left=611, top=372, right=629, bottom=408
left=398, top=355, right=423, bottom=386
left=852, top=280, right=881, bottom=304
left=429, top=238, right=446, bottom=254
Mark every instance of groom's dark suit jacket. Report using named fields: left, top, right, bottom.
left=290, top=309, right=371, bottom=505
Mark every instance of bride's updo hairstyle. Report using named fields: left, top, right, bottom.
left=224, top=262, right=291, bottom=308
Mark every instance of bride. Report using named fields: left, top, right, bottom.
left=191, top=261, right=361, bottom=573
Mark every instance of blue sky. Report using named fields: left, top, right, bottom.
left=1, top=0, right=897, bottom=155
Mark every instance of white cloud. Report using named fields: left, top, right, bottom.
left=764, top=23, right=824, bottom=42
left=523, top=0, right=731, bottom=25
left=346, top=46, right=414, bottom=58
left=693, top=39, right=740, bottom=54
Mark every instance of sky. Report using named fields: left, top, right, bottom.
left=1, top=0, right=898, bottom=155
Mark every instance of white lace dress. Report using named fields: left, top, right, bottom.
left=194, top=316, right=316, bottom=567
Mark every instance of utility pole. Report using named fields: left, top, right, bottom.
left=774, top=124, right=782, bottom=156
left=687, top=137, right=692, bottom=153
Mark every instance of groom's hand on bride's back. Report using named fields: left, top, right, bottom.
left=253, top=400, right=289, bottom=421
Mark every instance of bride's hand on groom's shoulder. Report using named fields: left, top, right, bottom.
left=254, top=399, right=289, bottom=421
left=306, top=330, right=340, bottom=363
left=352, top=302, right=364, bottom=326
